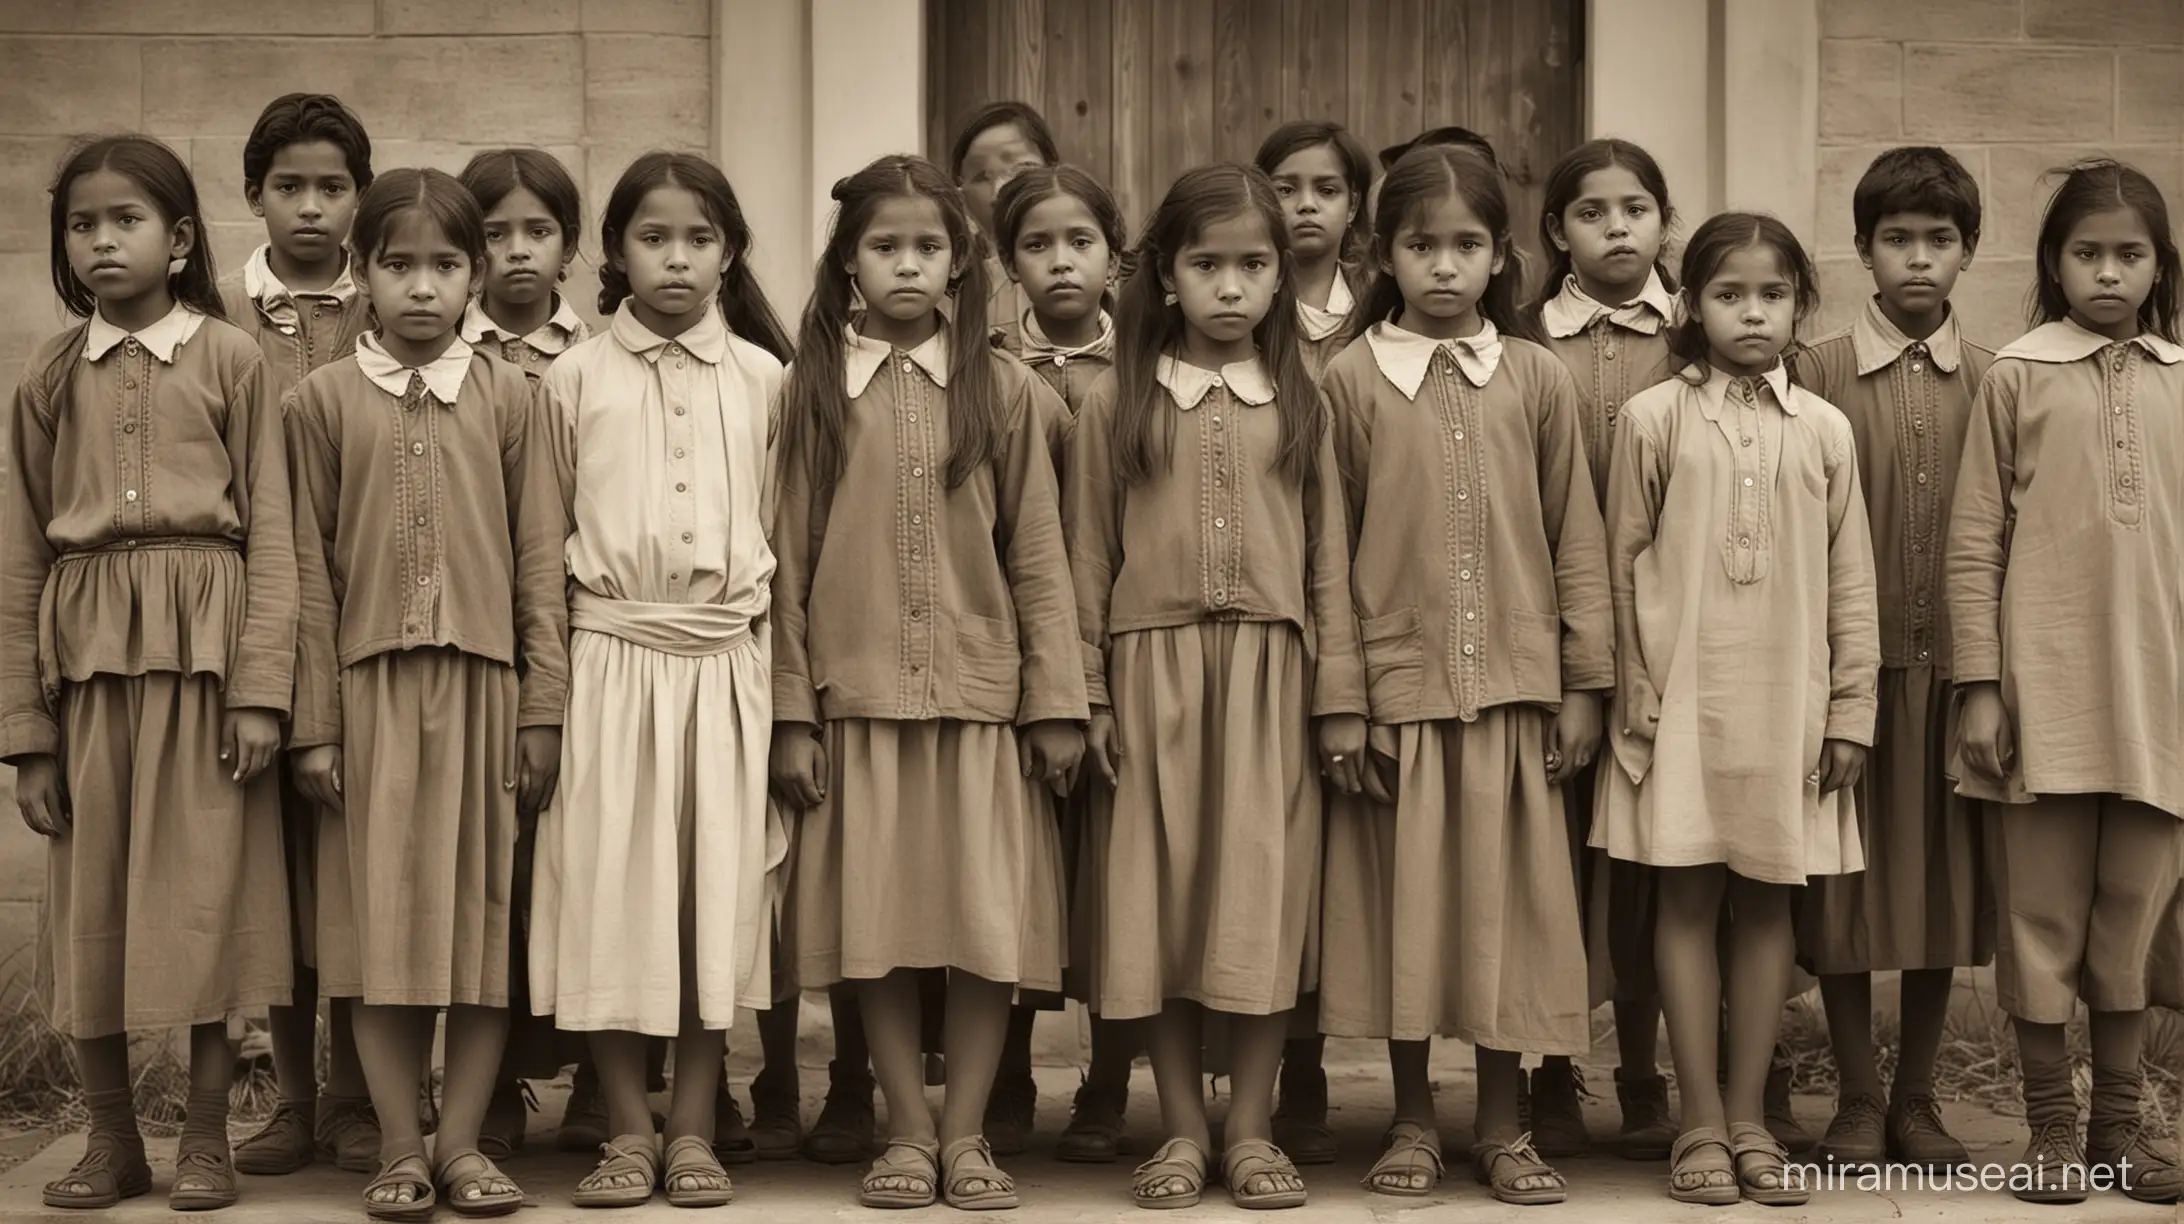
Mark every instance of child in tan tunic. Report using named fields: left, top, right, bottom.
left=215, top=93, right=385, bottom=1181
left=1525, top=135, right=1684, bottom=1163
left=1256, top=121, right=1373, bottom=388
left=1317, top=144, right=1611, bottom=1206
left=1594, top=213, right=1880, bottom=1207
left=1945, top=159, right=2184, bottom=1207
left=287, top=169, right=569, bottom=1221
left=8, top=135, right=296, bottom=1214
left=770, top=154, right=1086, bottom=1212
left=985, top=163, right=1133, bottom=1160
left=1790, top=147, right=1996, bottom=1174
left=1068, top=164, right=1368, bottom=1212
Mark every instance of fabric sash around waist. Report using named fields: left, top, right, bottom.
left=568, top=588, right=756, bottom=658
left=39, top=536, right=244, bottom=700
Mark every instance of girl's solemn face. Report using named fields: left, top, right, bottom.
left=65, top=167, right=193, bottom=315
left=1384, top=192, right=1503, bottom=339
left=1008, top=193, right=1115, bottom=327
left=1167, top=211, right=1281, bottom=350
left=361, top=210, right=473, bottom=349
left=1696, top=242, right=1798, bottom=376
left=2055, top=204, right=2159, bottom=341
left=1553, top=164, right=1665, bottom=295
left=852, top=194, right=955, bottom=326
left=481, top=185, right=570, bottom=309
left=1269, top=143, right=1357, bottom=264
left=617, top=184, right=729, bottom=323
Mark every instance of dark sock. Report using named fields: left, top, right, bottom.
left=85, top=1087, right=139, bottom=1142
left=2014, top=1019, right=2077, bottom=1129
left=2088, top=1010, right=2147, bottom=1129
left=181, top=1087, right=231, bottom=1150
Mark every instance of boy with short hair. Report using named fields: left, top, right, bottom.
left=1789, top=145, right=1995, bottom=1173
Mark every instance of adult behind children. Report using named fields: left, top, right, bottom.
left=286, top=167, right=569, bottom=1221
left=11, top=134, right=297, bottom=1214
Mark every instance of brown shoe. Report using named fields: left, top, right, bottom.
left=983, top=1070, right=1037, bottom=1157
left=714, top=1083, right=759, bottom=1166
left=1528, top=1065, right=1592, bottom=1158
left=556, top=1067, right=609, bottom=1153
left=1055, top=1076, right=1130, bottom=1163
left=748, top=1068, right=804, bottom=1161
left=1271, top=1062, right=1336, bottom=1165
left=1614, top=1070, right=1676, bottom=1161
left=2011, top=1118, right=2089, bottom=1204
left=1764, top=1056, right=1815, bottom=1155
left=1886, top=1092, right=1968, bottom=1171
left=801, top=1060, right=875, bottom=1164
left=2088, top=1115, right=2182, bottom=1204
left=234, top=1100, right=314, bottom=1175
left=1816, top=1092, right=1887, bottom=1168
left=315, top=1095, right=382, bottom=1175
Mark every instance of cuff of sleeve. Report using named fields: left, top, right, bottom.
left=289, top=716, right=341, bottom=751
left=1949, top=649, right=2001, bottom=685
left=1562, top=662, right=1616, bottom=693
left=1310, top=682, right=1370, bottom=719
left=0, top=713, right=60, bottom=761
left=1017, top=695, right=1091, bottom=726
left=774, top=682, right=819, bottom=726
left=223, top=676, right=295, bottom=719
left=1825, top=701, right=1878, bottom=748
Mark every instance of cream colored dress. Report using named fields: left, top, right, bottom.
left=529, top=302, right=788, bottom=1035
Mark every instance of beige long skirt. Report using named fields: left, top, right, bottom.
left=316, top=649, right=518, bottom=1007
left=1088, top=621, right=1320, bottom=1021
left=785, top=718, right=1064, bottom=991
left=1319, top=710, right=1590, bottom=1053
left=45, top=672, right=291, bottom=1038
left=1799, top=665, right=1993, bottom=976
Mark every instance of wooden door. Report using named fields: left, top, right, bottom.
left=926, top=0, right=1585, bottom=257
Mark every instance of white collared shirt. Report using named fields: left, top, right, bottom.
left=1999, top=317, right=2184, bottom=366
left=84, top=302, right=206, bottom=363
left=1296, top=273, right=1356, bottom=342
left=1155, top=353, right=1275, bottom=410
left=846, top=324, right=951, bottom=396
left=1851, top=295, right=1964, bottom=376
left=241, top=243, right=358, bottom=333
left=1540, top=269, right=1676, bottom=340
left=1363, top=318, right=1504, bottom=397
left=460, top=294, right=588, bottom=357
left=354, top=331, right=475, bottom=402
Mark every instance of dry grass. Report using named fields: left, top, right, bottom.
left=0, top=982, right=281, bottom=1138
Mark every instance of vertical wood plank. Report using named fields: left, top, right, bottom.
left=1464, top=0, right=1510, bottom=163
left=1283, top=0, right=1347, bottom=123
left=1213, top=0, right=1283, bottom=163
left=995, top=0, right=1046, bottom=107
left=1110, top=0, right=1155, bottom=234
left=1146, top=0, right=1217, bottom=201
left=1044, top=0, right=1113, bottom=180
left=1420, top=0, right=1472, bottom=135
left=1354, top=0, right=1424, bottom=156
left=925, top=0, right=952, bottom=163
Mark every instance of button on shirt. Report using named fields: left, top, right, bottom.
left=1325, top=322, right=1611, bottom=725
left=771, top=324, right=1086, bottom=728
left=220, top=245, right=371, bottom=403
left=1065, top=356, right=1366, bottom=716
left=285, top=335, right=568, bottom=747
left=461, top=295, right=593, bottom=378
left=1538, top=270, right=1678, bottom=502
left=1945, top=319, right=2184, bottom=814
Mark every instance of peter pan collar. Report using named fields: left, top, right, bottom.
left=609, top=298, right=727, bottom=365
left=1018, top=309, right=1115, bottom=368
left=1363, top=318, right=1503, bottom=397
left=242, top=242, right=357, bottom=308
left=84, top=303, right=205, bottom=363
left=1998, top=318, right=2184, bottom=366
left=846, top=323, right=950, bottom=396
left=1296, top=272, right=1356, bottom=342
left=1852, top=295, right=1962, bottom=376
left=1539, top=269, right=1676, bottom=339
left=1691, top=360, right=1796, bottom=421
left=355, top=331, right=474, bottom=403
left=1156, top=354, right=1275, bottom=410
left=463, top=294, right=588, bottom=356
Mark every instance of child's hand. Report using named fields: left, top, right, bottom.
left=294, top=745, right=345, bottom=813
left=1618, top=674, right=1661, bottom=743
left=221, top=708, right=283, bottom=784
left=1813, top=738, right=1867, bottom=795
left=1958, top=681, right=2014, bottom=784
left=1085, top=709, right=1122, bottom=788
left=1020, top=719, right=1085, bottom=797
left=1547, top=691, right=1603, bottom=785
left=1362, top=723, right=1400, bottom=805
left=512, top=727, right=562, bottom=814
left=1317, top=713, right=1369, bottom=795
left=769, top=723, right=828, bottom=810
left=14, top=753, right=69, bottom=837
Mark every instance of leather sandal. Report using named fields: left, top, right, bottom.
left=2089, top=1116, right=2181, bottom=1205
left=662, top=1134, right=734, bottom=1208
left=436, top=1148, right=524, bottom=1218
left=169, top=1138, right=240, bottom=1212
left=1473, top=1130, right=1567, bottom=1206
left=1363, top=1121, right=1444, bottom=1196
left=941, top=1134, right=1019, bottom=1210
left=859, top=1136, right=941, bottom=1209
left=41, top=1134, right=152, bottom=1210
left=362, top=1152, right=436, bottom=1223
left=1667, top=1127, right=1739, bottom=1206
left=1728, top=1120, right=1810, bottom=1206
left=1131, top=1137, right=1208, bottom=1210
left=1222, top=1138, right=1307, bottom=1210
left=573, top=1133, right=660, bottom=1209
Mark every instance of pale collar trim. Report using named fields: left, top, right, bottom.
left=462, top=294, right=587, bottom=355
left=1364, top=318, right=1504, bottom=397
left=1998, top=318, right=2184, bottom=366
left=1691, top=361, right=1796, bottom=421
left=1852, top=295, right=1962, bottom=376
left=84, top=303, right=205, bottom=363
left=355, top=331, right=474, bottom=402
left=1540, top=269, right=1675, bottom=339
left=242, top=243, right=357, bottom=308
left=1019, top=309, right=1115, bottom=366
left=846, top=323, right=950, bottom=397
left=1156, top=353, right=1275, bottom=410
left=1296, top=272, right=1356, bottom=342
left=608, top=298, right=727, bottom=365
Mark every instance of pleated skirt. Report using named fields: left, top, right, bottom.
left=1799, top=665, right=1994, bottom=975
left=1318, top=711, right=1590, bottom=1053
left=1088, top=621, right=1319, bottom=1021
left=316, top=648, right=517, bottom=1007
left=785, top=718, right=1064, bottom=992
left=45, top=672, right=291, bottom=1038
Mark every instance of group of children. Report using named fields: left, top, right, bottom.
left=7, top=86, right=2181, bottom=1216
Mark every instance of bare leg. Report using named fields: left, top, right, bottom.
left=938, top=972, right=1012, bottom=1146
left=861, top=970, right=934, bottom=1140
left=1143, top=1001, right=1210, bottom=1151
left=1614, top=996, right=1662, bottom=1075
left=351, top=1001, right=435, bottom=1210
left=1654, top=865, right=1728, bottom=1135
left=1722, top=876, right=1795, bottom=1131
left=327, top=996, right=367, bottom=1097
left=1387, top=1039, right=1434, bottom=1125
left=267, top=992, right=319, bottom=1106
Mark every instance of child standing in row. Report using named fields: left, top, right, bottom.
left=1256, top=121, right=1372, bottom=385
left=1946, top=159, right=2183, bottom=1207
left=771, top=154, right=1086, bottom=1211
left=529, top=151, right=795, bottom=1209
left=1526, top=136, right=1682, bottom=1163
left=1069, top=164, right=1367, bottom=1211
left=217, top=93, right=384, bottom=1182
left=1790, top=146, right=1995, bottom=1174
left=12, top=135, right=296, bottom=1213
left=286, top=168, right=568, bottom=1220
left=954, top=101, right=1061, bottom=340
left=1594, top=213, right=1879, bottom=1207
left=1317, top=143, right=1609, bottom=1207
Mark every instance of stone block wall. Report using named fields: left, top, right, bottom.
left=1811, top=0, right=2183, bottom=344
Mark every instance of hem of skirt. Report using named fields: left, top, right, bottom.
left=56, top=986, right=294, bottom=1041
left=1603, top=850, right=1816, bottom=887
left=323, top=986, right=511, bottom=1008
left=1318, top=1014, right=1590, bottom=1056
left=1098, top=987, right=1301, bottom=1022
left=798, top=954, right=1058, bottom=994
left=1801, top=949, right=1996, bottom=976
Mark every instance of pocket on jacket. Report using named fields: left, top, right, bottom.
left=953, top=611, right=1021, bottom=720
left=1359, top=607, right=1424, bottom=718
left=1506, top=608, right=1562, bottom=687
